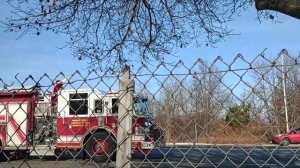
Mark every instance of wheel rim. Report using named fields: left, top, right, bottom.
left=93, top=139, right=109, bottom=156
left=282, top=139, right=289, bottom=146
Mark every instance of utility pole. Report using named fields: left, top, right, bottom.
left=116, top=65, right=134, bottom=168
left=281, top=50, right=289, bottom=133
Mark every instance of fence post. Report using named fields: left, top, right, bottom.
left=116, top=65, right=134, bottom=168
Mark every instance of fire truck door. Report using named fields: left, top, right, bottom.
left=6, top=103, right=28, bottom=147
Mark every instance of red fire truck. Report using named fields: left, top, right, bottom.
left=0, top=81, right=165, bottom=162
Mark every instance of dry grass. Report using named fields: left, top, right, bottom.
left=159, top=119, right=273, bottom=144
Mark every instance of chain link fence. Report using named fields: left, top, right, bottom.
left=0, top=49, right=300, bottom=167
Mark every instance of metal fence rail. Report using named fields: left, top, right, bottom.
left=1, top=49, right=300, bottom=167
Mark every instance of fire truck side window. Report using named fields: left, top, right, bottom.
left=94, top=100, right=103, bottom=113
left=112, top=98, right=119, bottom=114
left=69, top=93, right=88, bottom=115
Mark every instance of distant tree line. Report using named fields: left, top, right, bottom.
left=147, top=55, right=300, bottom=144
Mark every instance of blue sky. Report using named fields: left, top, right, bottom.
left=1, top=2, right=300, bottom=88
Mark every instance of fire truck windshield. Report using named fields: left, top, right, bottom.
left=134, top=98, right=151, bottom=116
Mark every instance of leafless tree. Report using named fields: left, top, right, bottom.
left=250, top=59, right=285, bottom=134
left=153, top=61, right=233, bottom=143
left=190, top=61, right=232, bottom=140
left=3, top=0, right=300, bottom=71
left=249, top=53, right=300, bottom=134
left=154, top=77, right=190, bottom=142
left=5, top=0, right=298, bottom=71
left=280, top=55, right=300, bottom=129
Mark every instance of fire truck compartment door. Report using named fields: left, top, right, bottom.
left=0, top=104, right=6, bottom=143
left=6, top=103, right=28, bottom=147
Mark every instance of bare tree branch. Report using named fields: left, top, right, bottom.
left=2, top=0, right=252, bottom=71
left=255, top=0, right=300, bottom=20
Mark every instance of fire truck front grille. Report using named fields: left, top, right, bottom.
left=135, top=127, right=146, bottom=135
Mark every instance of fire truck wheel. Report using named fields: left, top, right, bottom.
left=0, top=151, right=3, bottom=162
left=85, top=132, right=116, bottom=162
left=152, top=128, right=166, bottom=147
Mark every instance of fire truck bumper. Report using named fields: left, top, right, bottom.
left=133, top=141, right=155, bottom=150
left=141, top=141, right=155, bottom=149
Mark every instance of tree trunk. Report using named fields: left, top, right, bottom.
left=255, top=0, right=300, bottom=20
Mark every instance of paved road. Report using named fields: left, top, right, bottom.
left=1, top=145, right=300, bottom=167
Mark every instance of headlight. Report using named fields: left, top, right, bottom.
left=145, top=121, right=153, bottom=127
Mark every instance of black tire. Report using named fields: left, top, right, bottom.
left=19, top=150, right=29, bottom=160
left=85, top=132, right=116, bottom=163
left=152, top=129, right=165, bottom=147
left=0, top=142, right=9, bottom=162
left=281, top=138, right=290, bottom=146
left=0, top=152, right=7, bottom=162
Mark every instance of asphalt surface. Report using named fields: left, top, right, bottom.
left=1, top=145, right=300, bottom=167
